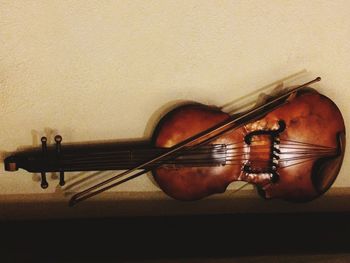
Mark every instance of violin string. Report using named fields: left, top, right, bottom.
left=278, top=159, right=315, bottom=169
left=57, top=147, right=336, bottom=180
left=59, top=145, right=335, bottom=163
left=62, top=155, right=329, bottom=165
left=60, top=158, right=320, bottom=171
left=280, top=139, right=334, bottom=148
left=57, top=138, right=332, bottom=159
left=59, top=137, right=336, bottom=170
left=57, top=139, right=336, bottom=169
left=59, top=151, right=335, bottom=168
left=59, top=150, right=335, bottom=169
left=56, top=138, right=334, bottom=161
left=58, top=142, right=335, bottom=161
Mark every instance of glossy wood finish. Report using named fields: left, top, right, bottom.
left=259, top=90, right=345, bottom=201
left=153, top=89, right=345, bottom=202
left=153, top=104, right=243, bottom=200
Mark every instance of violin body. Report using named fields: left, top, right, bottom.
left=153, top=89, right=345, bottom=202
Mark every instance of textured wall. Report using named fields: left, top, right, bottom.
left=0, top=1, right=349, bottom=199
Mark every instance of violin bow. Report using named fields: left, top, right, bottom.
left=69, top=77, right=321, bottom=206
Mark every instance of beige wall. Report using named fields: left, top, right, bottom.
left=0, top=1, right=349, bottom=212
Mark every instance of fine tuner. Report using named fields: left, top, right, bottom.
left=4, top=76, right=346, bottom=206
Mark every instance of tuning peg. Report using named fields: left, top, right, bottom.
left=40, top=172, right=48, bottom=189
left=40, top=137, right=49, bottom=189
left=55, top=135, right=65, bottom=186
left=55, top=135, right=62, bottom=152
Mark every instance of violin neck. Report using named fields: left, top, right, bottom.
left=5, top=142, right=159, bottom=173
left=5, top=142, right=226, bottom=173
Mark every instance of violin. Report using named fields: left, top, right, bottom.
left=4, top=77, right=346, bottom=206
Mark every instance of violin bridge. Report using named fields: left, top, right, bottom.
left=242, top=120, right=286, bottom=184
